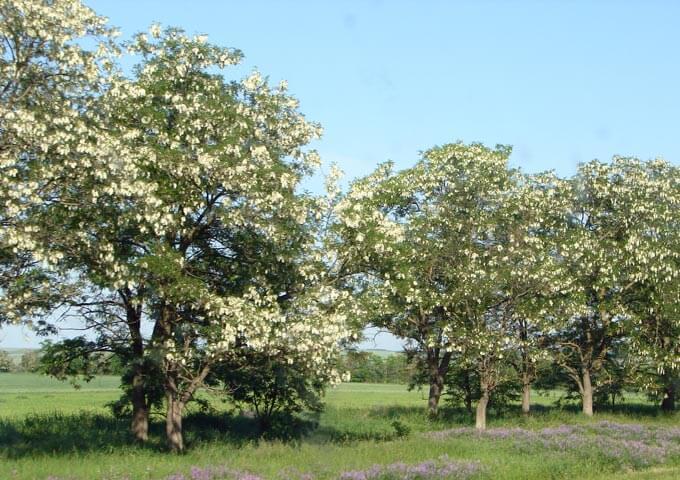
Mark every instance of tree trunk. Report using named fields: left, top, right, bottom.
left=428, top=373, right=443, bottom=417
left=582, top=369, right=593, bottom=416
left=122, top=289, right=148, bottom=442
left=131, top=369, right=149, bottom=442
left=166, top=392, right=184, bottom=452
left=521, top=376, right=531, bottom=415
left=475, top=391, right=489, bottom=430
left=426, top=350, right=451, bottom=418
left=661, top=383, right=676, bottom=412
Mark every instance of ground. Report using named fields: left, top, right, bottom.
left=0, top=374, right=678, bottom=479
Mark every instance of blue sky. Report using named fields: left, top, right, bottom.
left=2, top=0, right=679, bottom=350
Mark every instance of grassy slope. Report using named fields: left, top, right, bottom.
left=0, top=374, right=678, bottom=480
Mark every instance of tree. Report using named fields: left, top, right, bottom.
left=4, top=8, right=351, bottom=450
left=624, top=160, right=680, bottom=411
left=43, top=26, right=349, bottom=451
left=0, top=0, right=117, bottom=330
left=19, top=349, right=40, bottom=372
left=0, top=350, right=13, bottom=372
left=211, top=347, right=327, bottom=433
left=548, top=158, right=678, bottom=416
left=337, top=143, right=520, bottom=419
left=497, top=172, right=570, bottom=416
left=444, top=357, right=520, bottom=414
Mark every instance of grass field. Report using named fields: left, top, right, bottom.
left=0, top=373, right=678, bottom=480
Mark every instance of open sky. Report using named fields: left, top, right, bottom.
left=2, top=0, right=680, bottom=350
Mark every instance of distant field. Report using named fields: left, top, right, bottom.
left=0, top=374, right=678, bottom=480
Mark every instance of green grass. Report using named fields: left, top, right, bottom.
left=0, top=374, right=678, bottom=480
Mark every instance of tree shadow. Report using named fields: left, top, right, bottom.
left=184, top=410, right=320, bottom=445
left=0, top=410, right=321, bottom=459
left=360, top=401, right=674, bottom=429
left=0, top=401, right=672, bottom=458
left=0, top=412, right=157, bottom=459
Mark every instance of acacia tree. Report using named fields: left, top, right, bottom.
left=4, top=4, right=350, bottom=448
left=625, top=161, right=680, bottom=411
left=549, top=158, right=677, bottom=416
left=0, top=0, right=159, bottom=440
left=499, top=172, right=571, bottom=415
left=0, top=0, right=118, bottom=329
left=56, top=27, right=349, bottom=452
left=337, top=143, right=521, bottom=418
left=439, top=167, right=570, bottom=429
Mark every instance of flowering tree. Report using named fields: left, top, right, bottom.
left=0, top=0, right=117, bottom=328
left=548, top=158, right=678, bottom=416
left=337, top=143, right=519, bottom=419
left=486, top=172, right=570, bottom=416
left=0, top=0, right=161, bottom=440
left=65, top=27, right=348, bottom=451
left=624, top=161, right=680, bottom=411
left=3, top=2, right=351, bottom=450
left=439, top=165, right=571, bottom=429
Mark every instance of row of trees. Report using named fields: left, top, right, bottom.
left=334, top=144, right=679, bottom=428
left=0, top=0, right=677, bottom=450
left=0, top=349, right=41, bottom=372
left=338, top=351, right=415, bottom=384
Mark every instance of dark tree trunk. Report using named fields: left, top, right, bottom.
left=661, top=383, right=676, bottom=412
left=122, top=288, right=149, bottom=442
left=426, top=350, right=452, bottom=417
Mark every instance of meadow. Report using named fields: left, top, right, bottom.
left=0, top=374, right=678, bottom=480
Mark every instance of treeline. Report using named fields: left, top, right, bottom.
left=0, top=348, right=124, bottom=375
left=338, top=145, right=679, bottom=429
left=338, top=351, right=414, bottom=384
left=0, top=350, right=40, bottom=373
left=0, top=0, right=678, bottom=454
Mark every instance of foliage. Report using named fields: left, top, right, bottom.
left=16, top=350, right=40, bottom=373
left=444, top=360, right=520, bottom=414
left=0, top=350, right=13, bottom=372
left=1, top=0, right=680, bottom=462
left=210, top=349, right=326, bottom=432
left=0, top=0, right=118, bottom=327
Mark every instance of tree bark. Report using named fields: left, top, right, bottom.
left=426, top=350, right=452, bottom=417
left=122, top=288, right=149, bottom=442
left=166, top=391, right=184, bottom=452
left=475, top=391, right=489, bottom=430
left=428, top=372, right=444, bottom=417
left=131, top=369, right=149, bottom=442
left=521, top=375, right=531, bottom=415
left=661, top=383, right=676, bottom=412
left=582, top=369, right=594, bottom=416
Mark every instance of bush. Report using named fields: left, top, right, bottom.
left=210, top=349, right=327, bottom=432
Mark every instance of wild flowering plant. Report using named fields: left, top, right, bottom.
left=425, top=421, right=680, bottom=468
